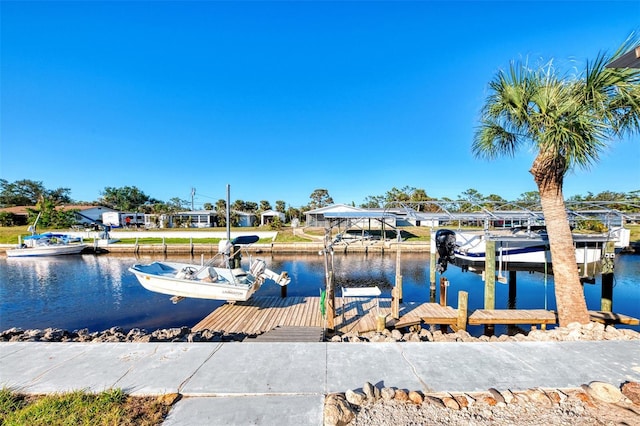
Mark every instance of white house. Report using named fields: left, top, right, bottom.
left=260, top=209, right=285, bottom=226
left=304, top=204, right=364, bottom=227
left=72, top=205, right=119, bottom=224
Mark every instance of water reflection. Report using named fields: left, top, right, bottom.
left=1, top=252, right=638, bottom=335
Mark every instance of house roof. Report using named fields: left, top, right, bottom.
left=305, top=204, right=364, bottom=214
left=606, top=46, right=640, bottom=68
left=323, top=211, right=396, bottom=219
left=0, top=205, right=110, bottom=215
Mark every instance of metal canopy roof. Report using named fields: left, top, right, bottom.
left=323, top=211, right=396, bottom=219
left=606, top=46, right=640, bottom=68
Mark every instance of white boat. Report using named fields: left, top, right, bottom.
left=129, top=235, right=291, bottom=302
left=6, top=232, right=88, bottom=257
left=452, top=226, right=630, bottom=268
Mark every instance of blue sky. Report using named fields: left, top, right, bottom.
left=1, top=1, right=639, bottom=209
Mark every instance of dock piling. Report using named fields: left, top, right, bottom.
left=439, top=277, right=449, bottom=306
left=484, top=239, right=496, bottom=310
left=456, top=291, right=468, bottom=331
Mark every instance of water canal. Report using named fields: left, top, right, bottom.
left=1, top=252, right=638, bottom=336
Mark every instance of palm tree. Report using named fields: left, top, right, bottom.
left=472, top=35, right=640, bottom=327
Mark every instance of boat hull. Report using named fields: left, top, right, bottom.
left=453, top=230, right=607, bottom=268
left=6, top=244, right=88, bottom=257
left=128, top=261, right=260, bottom=301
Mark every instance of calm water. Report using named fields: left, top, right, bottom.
left=1, top=252, right=639, bottom=336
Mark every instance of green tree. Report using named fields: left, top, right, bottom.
left=472, top=35, right=640, bottom=326
left=259, top=200, right=272, bottom=212
left=28, top=197, right=77, bottom=229
left=516, top=191, right=541, bottom=208
left=0, top=179, right=71, bottom=207
left=360, top=195, right=383, bottom=208
left=245, top=201, right=258, bottom=213
left=167, top=197, right=188, bottom=212
left=286, top=206, right=300, bottom=223
left=275, top=200, right=286, bottom=213
left=384, top=186, right=412, bottom=204
left=216, top=199, right=227, bottom=227
left=0, top=211, right=15, bottom=226
left=308, top=189, right=333, bottom=209
left=99, top=186, right=151, bottom=211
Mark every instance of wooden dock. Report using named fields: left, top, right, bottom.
left=468, top=309, right=557, bottom=329
left=389, top=301, right=458, bottom=329
left=192, top=296, right=638, bottom=338
left=193, top=296, right=460, bottom=335
left=193, top=297, right=323, bottom=334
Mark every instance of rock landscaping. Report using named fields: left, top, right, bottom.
left=1, top=320, right=638, bottom=343
left=325, top=380, right=640, bottom=425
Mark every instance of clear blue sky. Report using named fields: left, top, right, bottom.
left=2, top=1, right=639, bottom=209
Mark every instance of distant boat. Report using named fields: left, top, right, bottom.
left=129, top=235, right=291, bottom=302
left=452, top=226, right=630, bottom=268
left=6, top=232, right=88, bottom=257
left=6, top=212, right=87, bottom=258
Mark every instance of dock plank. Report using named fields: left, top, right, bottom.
left=393, top=303, right=458, bottom=329
left=468, top=309, right=556, bottom=326
left=589, top=310, right=640, bottom=326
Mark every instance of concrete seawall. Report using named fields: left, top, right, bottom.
left=97, top=241, right=431, bottom=254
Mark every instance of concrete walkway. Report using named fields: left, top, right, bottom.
left=1, top=340, right=639, bottom=425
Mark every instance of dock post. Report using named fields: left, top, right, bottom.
left=134, top=237, right=139, bottom=254
left=439, top=277, right=449, bottom=306
left=190, top=237, right=193, bottom=255
left=484, top=239, right=496, bottom=309
left=508, top=270, right=517, bottom=309
left=327, top=270, right=335, bottom=330
left=429, top=231, right=436, bottom=302
left=395, top=243, right=403, bottom=303
left=601, top=241, right=615, bottom=312
left=323, top=249, right=335, bottom=332
left=376, top=313, right=386, bottom=332
left=162, top=237, right=167, bottom=254
left=456, top=291, right=468, bottom=331
left=484, top=239, right=496, bottom=336
left=281, top=284, right=287, bottom=298
left=601, top=274, right=613, bottom=312
left=391, top=287, right=400, bottom=320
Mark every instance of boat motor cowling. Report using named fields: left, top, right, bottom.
left=435, top=229, right=456, bottom=273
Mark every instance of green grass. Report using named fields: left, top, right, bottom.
left=1, top=224, right=638, bottom=245
left=0, top=388, right=170, bottom=426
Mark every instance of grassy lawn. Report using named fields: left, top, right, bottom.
left=0, top=388, right=171, bottom=426
left=1, top=224, right=638, bottom=245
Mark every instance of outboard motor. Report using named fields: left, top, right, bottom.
left=435, top=229, right=457, bottom=273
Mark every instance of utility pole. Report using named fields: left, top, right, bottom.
left=191, top=187, right=196, bottom=210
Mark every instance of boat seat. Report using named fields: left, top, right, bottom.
left=203, top=267, right=218, bottom=282
left=143, top=263, right=175, bottom=275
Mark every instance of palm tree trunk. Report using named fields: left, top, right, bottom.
left=532, top=158, right=590, bottom=327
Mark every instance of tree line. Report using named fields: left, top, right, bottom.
left=0, top=178, right=638, bottom=228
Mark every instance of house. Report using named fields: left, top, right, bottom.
left=260, top=209, right=285, bottom=226
left=71, top=205, right=118, bottom=225
left=165, top=210, right=220, bottom=228
left=304, top=204, right=363, bottom=228
left=0, top=205, right=117, bottom=226
left=235, top=211, right=256, bottom=227
left=146, top=209, right=256, bottom=228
